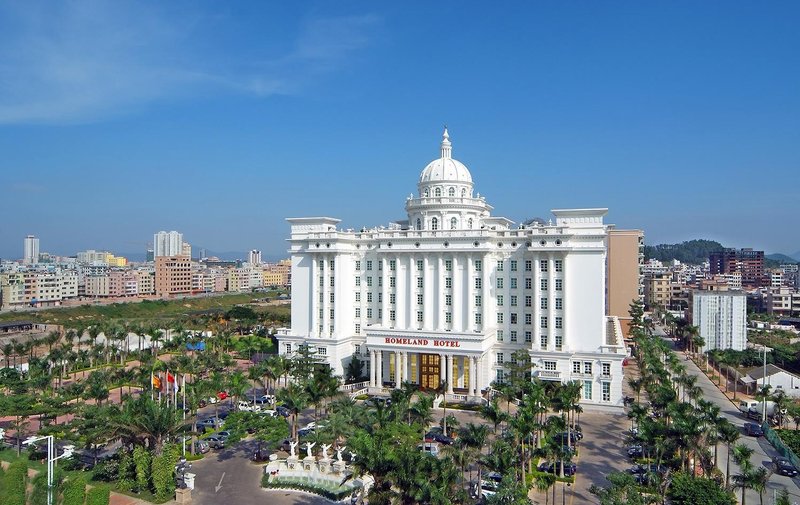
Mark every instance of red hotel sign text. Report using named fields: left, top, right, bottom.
left=383, top=337, right=461, bottom=348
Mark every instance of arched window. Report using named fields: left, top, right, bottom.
left=448, top=187, right=455, bottom=197
left=461, top=188, right=466, bottom=197
left=431, top=218, right=439, bottom=231
left=416, top=218, right=422, bottom=230
left=423, top=188, right=429, bottom=198
left=435, top=187, right=442, bottom=197
left=468, top=218, right=474, bottom=229
left=450, top=217, right=457, bottom=230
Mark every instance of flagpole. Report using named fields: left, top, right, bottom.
left=182, top=374, right=187, bottom=457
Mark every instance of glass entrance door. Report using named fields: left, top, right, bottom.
left=420, top=353, right=440, bottom=389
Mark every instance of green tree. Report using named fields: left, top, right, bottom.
left=345, top=355, right=366, bottom=383
left=668, top=472, right=735, bottom=505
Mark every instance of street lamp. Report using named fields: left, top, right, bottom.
left=23, top=435, right=75, bottom=505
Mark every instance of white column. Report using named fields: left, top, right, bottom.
left=402, top=352, right=408, bottom=386
left=439, top=353, right=446, bottom=385
left=423, top=256, right=433, bottom=331
left=311, top=256, right=319, bottom=337
left=452, top=256, right=462, bottom=332
left=475, top=355, right=482, bottom=396
left=470, top=356, right=477, bottom=396
left=458, top=356, right=465, bottom=389
left=467, top=256, right=474, bottom=332
left=381, top=257, right=389, bottom=325
left=437, top=255, right=444, bottom=331
left=395, top=351, right=402, bottom=388
left=447, top=355, right=454, bottom=394
left=377, top=351, right=383, bottom=387
left=370, top=351, right=376, bottom=387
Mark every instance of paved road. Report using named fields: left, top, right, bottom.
left=656, top=325, right=800, bottom=504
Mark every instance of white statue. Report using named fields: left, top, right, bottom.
left=289, top=441, right=298, bottom=457
left=321, top=443, right=332, bottom=461
left=336, top=446, right=346, bottom=462
left=349, top=450, right=357, bottom=461
left=305, top=441, right=316, bottom=458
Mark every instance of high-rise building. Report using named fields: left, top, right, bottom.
left=249, top=250, right=262, bottom=265
left=155, top=256, right=192, bottom=297
left=23, top=235, right=40, bottom=265
left=709, top=248, right=764, bottom=287
left=153, top=231, right=184, bottom=257
left=689, top=290, right=747, bottom=351
left=606, top=229, right=645, bottom=338
left=277, top=129, right=627, bottom=406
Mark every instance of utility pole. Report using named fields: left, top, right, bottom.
left=762, top=344, right=768, bottom=424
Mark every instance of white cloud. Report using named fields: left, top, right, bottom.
left=0, top=3, right=379, bottom=124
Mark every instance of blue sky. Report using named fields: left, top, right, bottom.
left=1, top=1, right=799, bottom=260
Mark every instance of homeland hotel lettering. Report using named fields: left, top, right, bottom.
left=384, top=337, right=461, bottom=348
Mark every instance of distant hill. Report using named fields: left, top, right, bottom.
left=643, top=239, right=724, bottom=265
left=766, top=253, right=798, bottom=264
left=793, top=251, right=800, bottom=262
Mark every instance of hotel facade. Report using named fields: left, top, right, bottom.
left=278, top=130, right=627, bottom=406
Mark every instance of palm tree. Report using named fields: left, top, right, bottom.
left=113, top=394, right=185, bottom=454
left=277, top=382, right=309, bottom=441
left=480, top=398, right=507, bottom=434
left=732, top=443, right=755, bottom=505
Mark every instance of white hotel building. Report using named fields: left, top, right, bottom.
left=278, top=130, right=626, bottom=406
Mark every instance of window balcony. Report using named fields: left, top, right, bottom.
left=536, top=370, right=561, bottom=380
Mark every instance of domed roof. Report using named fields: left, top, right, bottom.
left=418, top=128, right=473, bottom=185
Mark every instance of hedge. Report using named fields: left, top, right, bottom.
left=1, top=460, right=28, bottom=505
left=86, top=486, right=110, bottom=505
left=261, top=474, right=353, bottom=501
left=63, top=475, right=87, bottom=505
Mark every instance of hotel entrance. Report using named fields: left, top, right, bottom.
left=419, top=353, right=441, bottom=389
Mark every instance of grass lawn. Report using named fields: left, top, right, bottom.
left=0, top=292, right=290, bottom=326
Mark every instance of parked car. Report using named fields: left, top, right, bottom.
left=204, top=435, right=226, bottom=450
left=251, top=446, right=271, bottom=462
left=743, top=423, right=764, bottom=437
left=555, top=432, right=580, bottom=445
left=237, top=400, right=262, bottom=412
left=537, top=461, right=577, bottom=476
left=425, top=432, right=454, bottom=445
left=627, top=464, right=666, bottom=476
left=365, top=396, right=392, bottom=408
left=186, top=440, right=210, bottom=454
left=279, top=438, right=293, bottom=452
left=471, top=479, right=498, bottom=498
left=627, top=445, right=644, bottom=459
left=197, top=417, right=224, bottom=430
left=258, top=409, right=277, bottom=417
left=298, top=428, right=314, bottom=438
left=418, top=442, right=440, bottom=457
left=774, top=457, right=799, bottom=477
left=275, top=406, right=291, bottom=418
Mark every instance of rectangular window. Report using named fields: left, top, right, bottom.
left=510, top=260, right=517, bottom=272
left=378, top=293, right=383, bottom=303
left=389, top=293, right=396, bottom=305
left=555, top=259, right=563, bottom=272
left=367, top=292, right=373, bottom=303
left=602, top=382, right=611, bottom=402
left=318, top=347, right=327, bottom=356
left=497, top=277, right=504, bottom=289
left=355, top=323, right=361, bottom=334
left=496, top=369, right=505, bottom=383
left=367, top=277, right=373, bottom=288
left=417, top=311, right=423, bottom=322
left=584, top=362, right=592, bottom=374
left=555, top=279, right=562, bottom=291
left=417, top=260, right=423, bottom=271
left=417, top=277, right=423, bottom=289
left=378, top=261, right=383, bottom=270
left=445, top=312, right=453, bottom=323
left=541, top=316, right=548, bottom=328
left=555, top=335, right=562, bottom=351
left=510, top=278, right=517, bottom=289
left=540, top=260, right=548, bottom=272
left=555, top=298, right=563, bottom=310
left=417, top=294, right=423, bottom=305
left=544, top=361, right=556, bottom=371
left=475, top=260, right=482, bottom=272
left=497, top=260, right=504, bottom=272
left=525, top=313, right=532, bottom=325
left=367, top=260, right=373, bottom=271
left=541, top=279, right=548, bottom=290
left=510, top=295, right=518, bottom=306
left=497, top=329, right=504, bottom=341
left=389, top=310, right=396, bottom=321
left=319, top=276, right=324, bottom=287
left=524, top=331, right=532, bottom=343
left=390, top=277, right=396, bottom=288
left=329, top=308, right=335, bottom=318
left=510, top=353, right=518, bottom=365
left=355, top=276, right=361, bottom=287
left=475, top=278, right=482, bottom=289
left=525, top=295, right=532, bottom=307
left=355, top=261, right=362, bottom=271
left=475, top=295, right=482, bottom=307
left=284, top=343, right=292, bottom=354
left=330, top=292, right=335, bottom=303
left=497, top=312, right=504, bottom=324
left=389, top=260, right=396, bottom=271
left=510, top=313, right=518, bottom=324
left=445, top=294, right=452, bottom=306
left=540, top=335, right=548, bottom=348
left=510, top=330, right=517, bottom=342
left=497, top=352, right=504, bottom=364
left=445, top=260, right=453, bottom=271
left=541, top=298, right=548, bottom=310
left=355, top=292, right=361, bottom=302
left=355, top=344, right=361, bottom=355
left=602, top=363, right=611, bottom=377
left=355, top=308, right=361, bottom=318
left=445, top=277, right=452, bottom=289
left=555, top=317, right=563, bottom=329
left=475, top=313, right=482, bottom=325
left=583, top=380, right=593, bottom=400
left=572, top=361, right=581, bottom=374
left=525, top=260, right=532, bottom=272
left=497, top=295, right=504, bottom=306
left=367, top=308, right=373, bottom=319
left=525, top=278, right=532, bottom=290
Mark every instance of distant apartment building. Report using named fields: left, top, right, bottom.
left=85, top=275, right=110, bottom=297
left=0, top=269, right=78, bottom=309
left=644, top=272, right=672, bottom=309
left=23, top=235, right=40, bottom=265
left=248, top=250, right=262, bottom=265
left=689, top=290, right=747, bottom=351
left=227, top=268, right=251, bottom=292
left=263, top=259, right=292, bottom=288
left=766, top=287, right=800, bottom=316
left=154, top=231, right=184, bottom=258
left=155, top=256, right=192, bottom=297
left=76, top=250, right=128, bottom=266
left=108, top=270, right=140, bottom=297
left=181, top=242, right=192, bottom=258
left=606, top=229, right=644, bottom=337
left=709, top=248, right=764, bottom=287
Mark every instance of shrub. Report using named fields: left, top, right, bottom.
left=62, top=476, right=87, bottom=505
left=29, top=473, right=49, bottom=505
left=91, top=457, right=119, bottom=482
left=151, top=446, right=179, bottom=501
left=133, top=446, right=151, bottom=491
left=2, top=460, right=28, bottom=505
left=86, top=486, right=110, bottom=505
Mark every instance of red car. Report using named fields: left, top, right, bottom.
left=216, top=391, right=229, bottom=400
